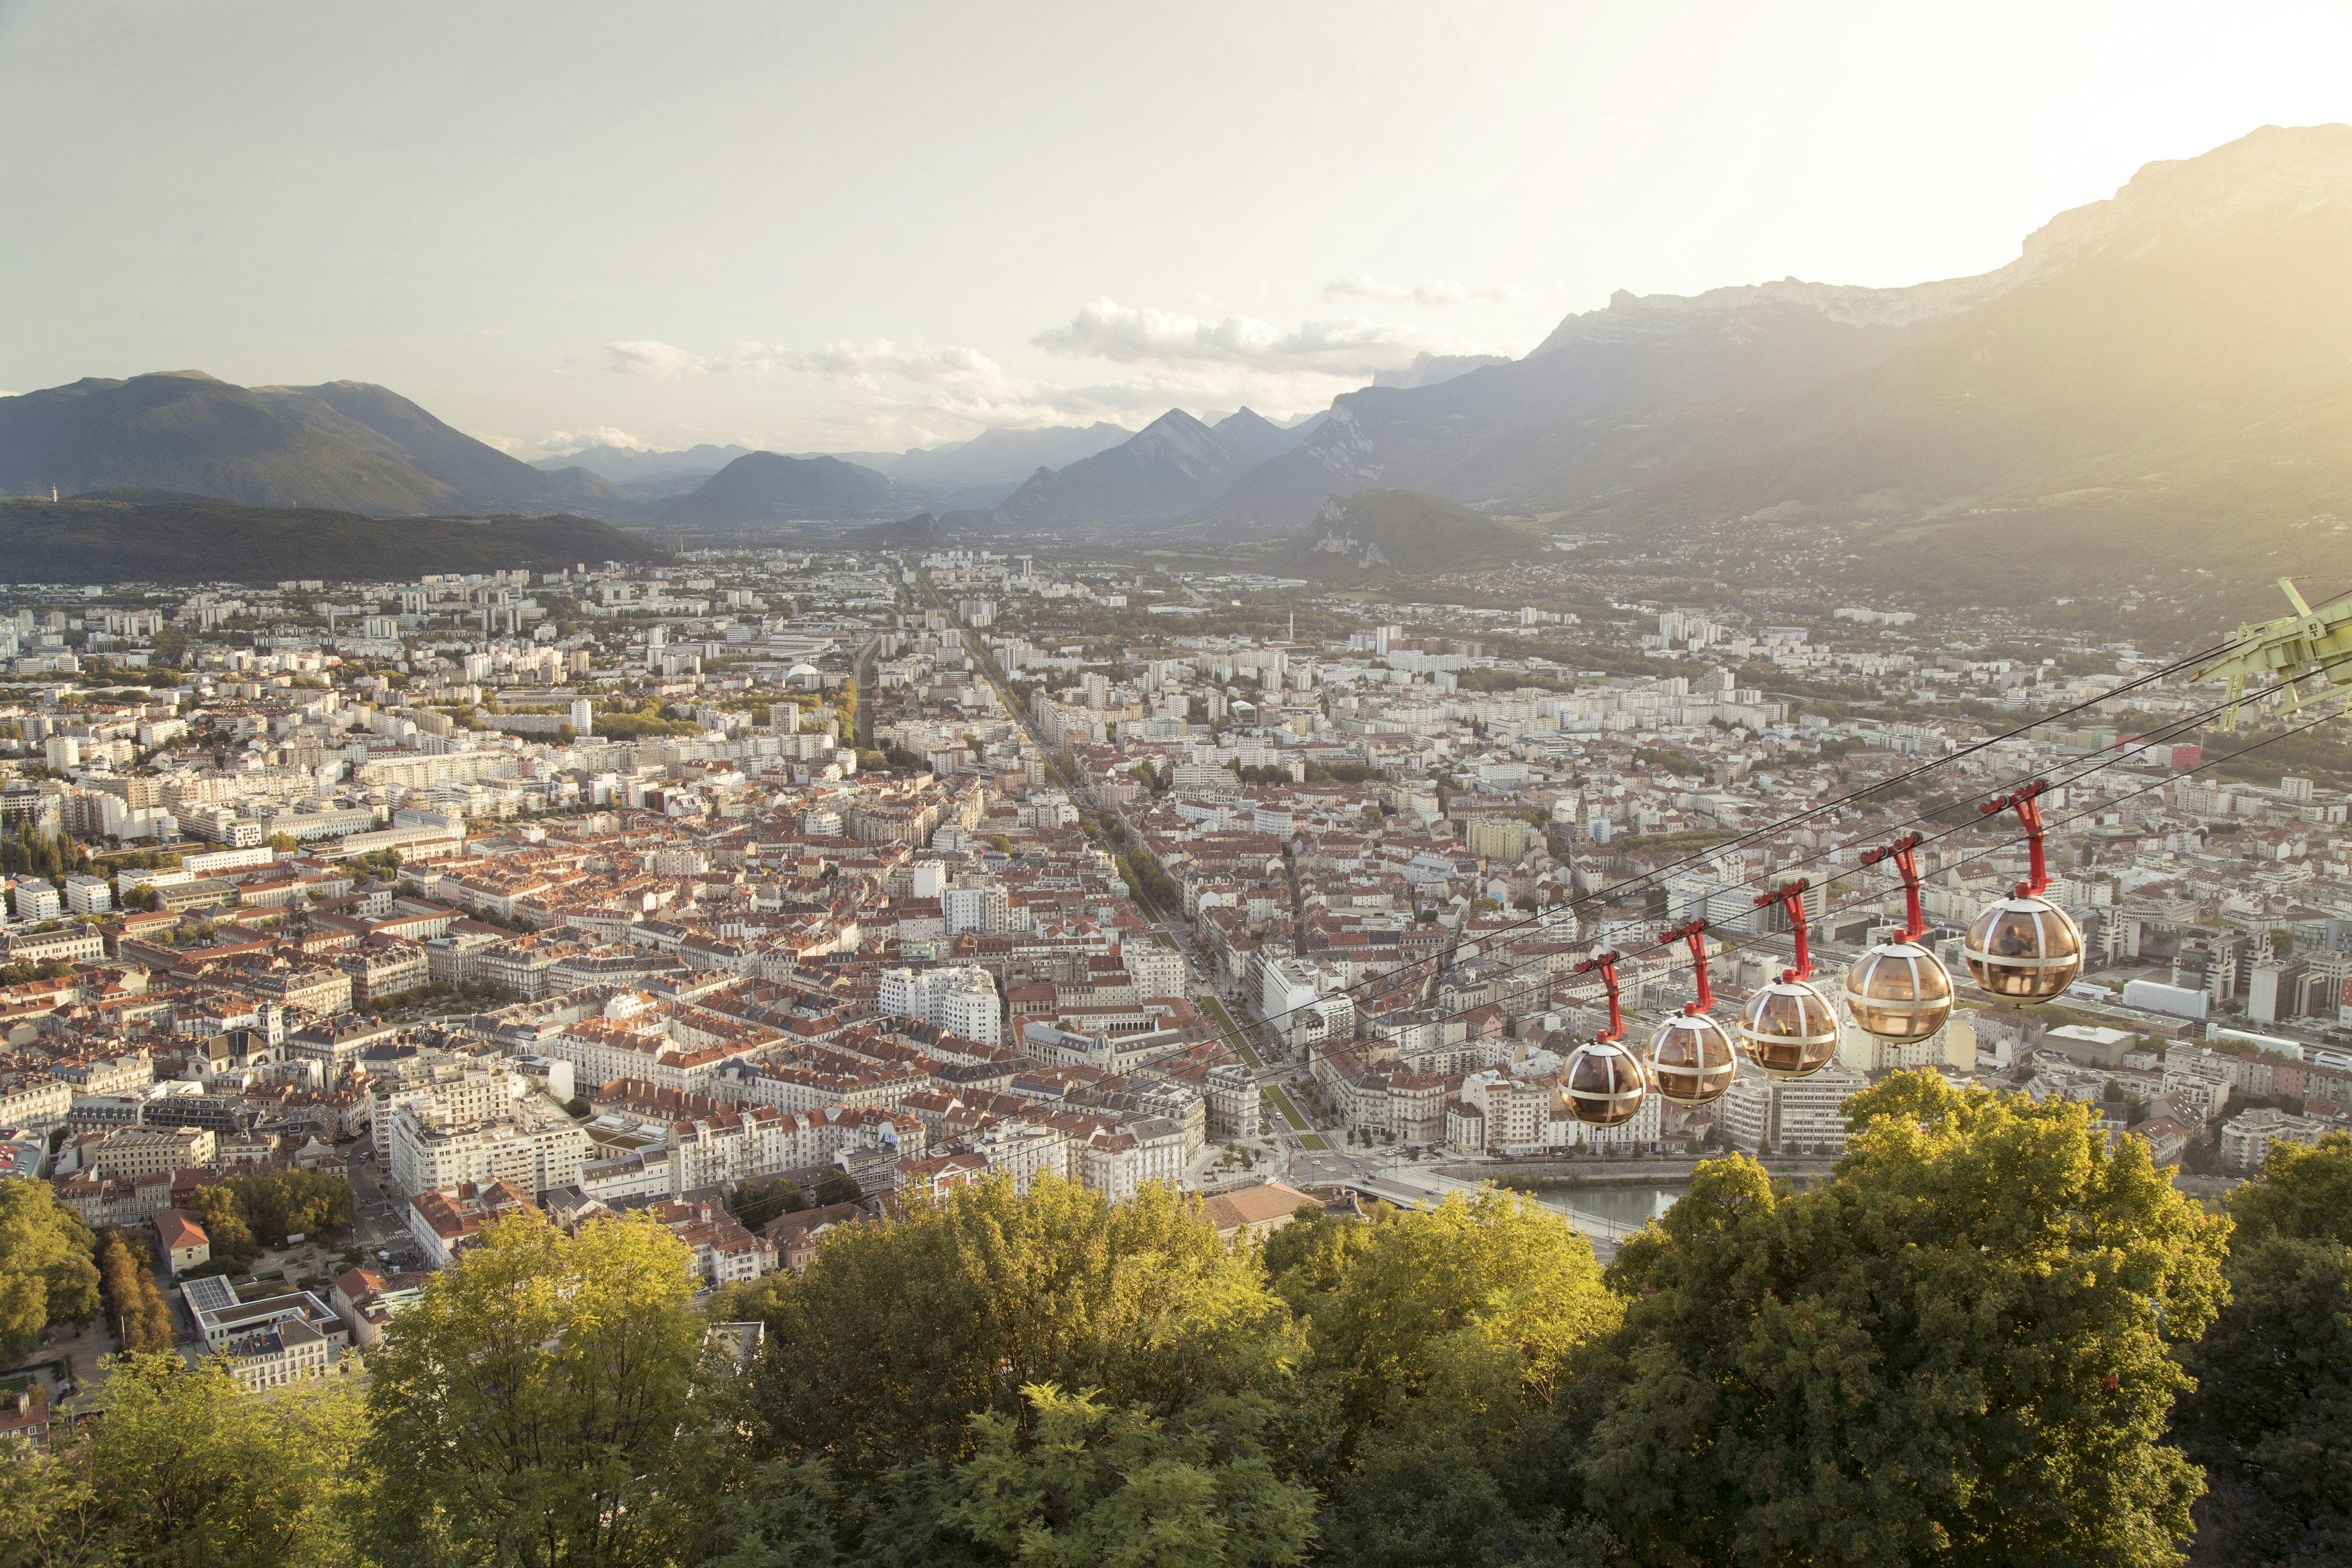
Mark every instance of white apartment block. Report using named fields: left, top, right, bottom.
left=1068, top=1116, right=1188, bottom=1201
left=878, top=964, right=1002, bottom=1046
left=11, top=881, right=62, bottom=921
left=370, top=1065, right=513, bottom=1158
left=1451, top=1072, right=1555, bottom=1155
left=0, top=1077, right=72, bottom=1131
left=971, top=1119, right=1068, bottom=1193
left=1719, top=1061, right=1865, bottom=1155
left=941, top=883, right=1008, bottom=937
left=1123, top=943, right=1187, bottom=998
left=388, top=1105, right=590, bottom=1197
left=91, top=1125, right=215, bottom=1178
left=2221, top=1106, right=2328, bottom=1171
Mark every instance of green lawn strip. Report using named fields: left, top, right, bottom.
left=1262, top=1085, right=1327, bottom=1150
left=1152, top=931, right=1178, bottom=952
left=1198, top=993, right=1264, bottom=1070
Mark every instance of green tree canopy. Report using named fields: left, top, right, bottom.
left=21, top=1352, right=367, bottom=1568
left=2182, top=1129, right=2352, bottom=1563
left=361, top=1214, right=708, bottom=1568
left=183, top=1183, right=260, bottom=1268
left=749, top=1175, right=1294, bottom=1479
left=732, top=1175, right=810, bottom=1232
left=1297, top=1190, right=1619, bottom=1442
left=0, top=1180, right=99, bottom=1362
left=941, top=1383, right=1317, bottom=1567
left=1582, top=1071, right=2229, bottom=1567
left=812, top=1170, right=863, bottom=1208
left=225, top=1168, right=356, bottom=1246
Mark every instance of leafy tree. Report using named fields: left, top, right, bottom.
left=812, top=1170, right=863, bottom=1208
left=1301, top=1190, right=1618, bottom=1444
left=183, top=1183, right=260, bottom=1268
left=96, top=1231, right=174, bottom=1353
left=0, top=1433, right=109, bottom=1568
left=361, top=1213, right=708, bottom=1568
left=0, top=1180, right=100, bottom=1361
left=1583, top=1072, right=2229, bottom=1567
left=226, top=1168, right=355, bottom=1245
left=64, top=1352, right=364, bottom=1568
left=942, top=1383, right=1318, bottom=1567
left=732, top=1175, right=809, bottom=1231
left=750, top=1175, right=1294, bottom=1478
left=2181, top=1130, right=2352, bottom=1563
left=1267, top=1196, right=1622, bottom=1568
left=1260, top=1207, right=1376, bottom=1322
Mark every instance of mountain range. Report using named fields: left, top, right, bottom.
left=0, top=372, right=630, bottom=516
left=1198, top=123, right=2352, bottom=545
left=990, top=408, right=1324, bottom=529
left=7, top=123, right=2348, bottom=578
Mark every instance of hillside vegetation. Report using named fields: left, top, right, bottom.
left=0, top=497, right=662, bottom=581
left=1272, top=489, right=1545, bottom=579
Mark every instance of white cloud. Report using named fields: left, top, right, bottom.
left=536, top=426, right=650, bottom=456
left=1319, top=272, right=1511, bottom=306
left=468, top=431, right=521, bottom=453
left=1031, top=296, right=1467, bottom=374
left=596, top=304, right=1463, bottom=447
left=606, top=339, right=722, bottom=377
left=605, top=336, right=1012, bottom=386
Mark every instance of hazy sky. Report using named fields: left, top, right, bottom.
left=3, top=1, right=2348, bottom=457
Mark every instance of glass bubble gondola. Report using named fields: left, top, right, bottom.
left=1963, top=780, right=2084, bottom=1003
left=1739, top=880, right=1841, bottom=1079
left=1558, top=951, right=1653, bottom=1126
left=1645, top=919, right=1738, bottom=1106
left=1844, top=832, right=1955, bottom=1042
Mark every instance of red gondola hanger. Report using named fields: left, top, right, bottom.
left=1844, top=832, right=1955, bottom=1043
left=1577, top=949, right=1624, bottom=1040
left=1646, top=919, right=1736, bottom=1106
left=1559, top=949, right=1649, bottom=1126
left=1964, top=777, right=2084, bottom=1003
left=1756, top=880, right=1816, bottom=984
left=1981, top=780, right=2054, bottom=897
left=1861, top=832, right=1930, bottom=941
left=1660, top=918, right=1714, bottom=1013
left=1738, top=878, right=1840, bottom=1079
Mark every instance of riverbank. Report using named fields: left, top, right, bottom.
left=1449, top=1157, right=1842, bottom=1190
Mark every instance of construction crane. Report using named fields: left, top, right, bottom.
left=2192, top=576, right=2352, bottom=729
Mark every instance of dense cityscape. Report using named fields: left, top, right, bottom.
left=7, top=7, right=2352, bottom=1563
left=2, top=545, right=2343, bottom=1341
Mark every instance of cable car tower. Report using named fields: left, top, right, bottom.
left=2193, top=576, right=2352, bottom=729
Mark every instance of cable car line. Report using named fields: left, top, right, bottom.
left=1221, top=658, right=2352, bottom=1058
left=1333, top=703, right=2348, bottom=1128
left=1209, top=605, right=2326, bottom=1018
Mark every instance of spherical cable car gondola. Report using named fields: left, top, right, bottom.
left=1844, top=832, right=1955, bottom=1042
left=1738, top=880, right=1841, bottom=1079
left=1557, top=951, right=1651, bottom=1126
left=1963, top=780, right=2084, bottom=1003
left=1645, top=919, right=1738, bottom=1106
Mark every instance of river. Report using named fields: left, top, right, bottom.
left=1534, top=1184, right=1690, bottom=1231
